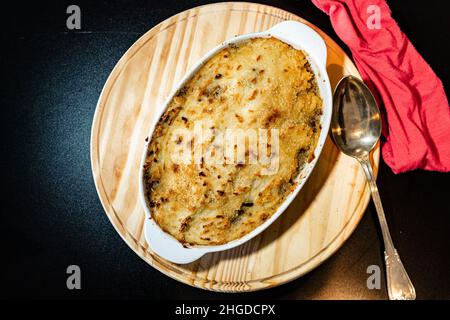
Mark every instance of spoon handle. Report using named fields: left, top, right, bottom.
left=359, top=157, right=416, bottom=300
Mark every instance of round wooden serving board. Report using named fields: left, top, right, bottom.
left=91, top=2, right=379, bottom=292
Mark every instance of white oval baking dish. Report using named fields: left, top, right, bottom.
left=139, top=21, right=332, bottom=264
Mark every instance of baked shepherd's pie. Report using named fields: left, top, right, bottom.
left=143, top=37, right=323, bottom=245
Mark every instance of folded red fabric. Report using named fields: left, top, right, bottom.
left=312, top=0, right=450, bottom=173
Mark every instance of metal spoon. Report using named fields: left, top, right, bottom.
left=331, top=75, right=416, bottom=300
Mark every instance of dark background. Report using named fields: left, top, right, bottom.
left=1, top=0, right=449, bottom=300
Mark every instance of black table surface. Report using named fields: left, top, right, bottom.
left=1, top=0, right=449, bottom=300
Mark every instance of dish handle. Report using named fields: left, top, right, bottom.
left=268, top=21, right=327, bottom=67
left=144, top=218, right=209, bottom=264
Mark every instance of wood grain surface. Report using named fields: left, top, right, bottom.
left=90, top=2, right=380, bottom=292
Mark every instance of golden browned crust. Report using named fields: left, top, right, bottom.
left=143, top=37, right=322, bottom=245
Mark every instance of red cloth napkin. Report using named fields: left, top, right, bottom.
left=312, top=0, right=450, bottom=173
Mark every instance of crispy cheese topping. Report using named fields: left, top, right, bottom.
left=143, top=37, right=322, bottom=245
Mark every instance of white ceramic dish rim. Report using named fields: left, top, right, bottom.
left=139, top=20, right=332, bottom=264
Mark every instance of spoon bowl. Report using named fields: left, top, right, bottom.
left=332, top=75, right=381, bottom=158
